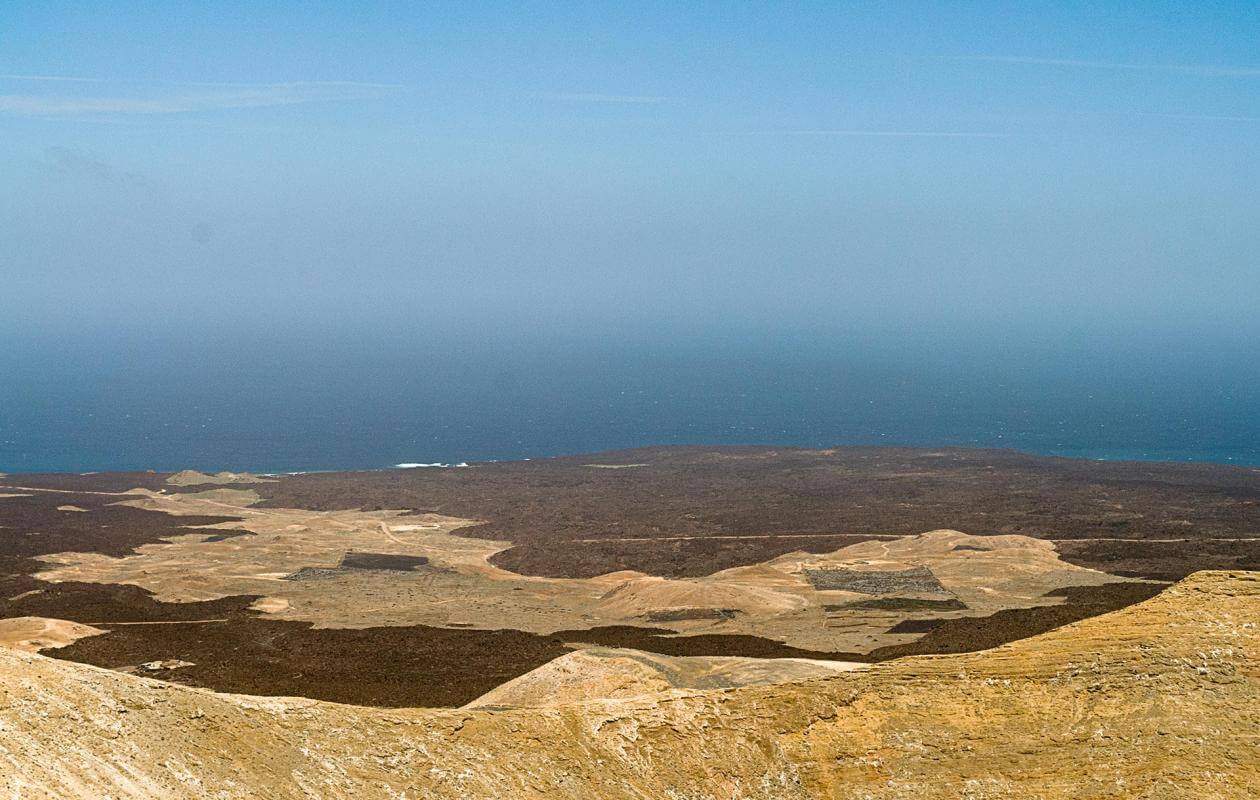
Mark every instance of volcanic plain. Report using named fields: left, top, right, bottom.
left=2, top=446, right=1260, bottom=707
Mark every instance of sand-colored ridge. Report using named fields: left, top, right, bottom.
left=0, top=617, right=105, bottom=653
left=465, top=647, right=867, bottom=709
left=33, top=490, right=1130, bottom=650
left=165, top=470, right=274, bottom=486
left=1, top=571, right=1256, bottom=798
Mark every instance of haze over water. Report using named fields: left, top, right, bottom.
left=3, top=330, right=1258, bottom=472
left=2, top=3, right=1258, bottom=472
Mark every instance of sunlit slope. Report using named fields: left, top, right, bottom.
left=463, top=647, right=867, bottom=708
left=2, top=571, right=1257, bottom=799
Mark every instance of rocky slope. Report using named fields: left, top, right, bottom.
left=1, top=571, right=1257, bottom=799
left=464, top=647, right=867, bottom=708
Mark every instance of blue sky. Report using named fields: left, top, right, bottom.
left=2, top=1, right=1258, bottom=347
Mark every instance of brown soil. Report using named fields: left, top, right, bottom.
left=867, top=581, right=1169, bottom=659
left=247, top=445, right=1260, bottom=579
left=0, top=485, right=242, bottom=614
left=338, top=552, right=432, bottom=571
left=0, top=472, right=172, bottom=493
left=828, top=597, right=967, bottom=612
left=553, top=625, right=853, bottom=659
left=885, top=618, right=946, bottom=633
left=1053, top=536, right=1260, bottom=581
left=0, top=565, right=1163, bottom=707
left=644, top=607, right=739, bottom=623
left=49, top=614, right=572, bottom=707
left=0, top=575, right=585, bottom=706
left=6, top=571, right=1257, bottom=800
left=802, top=565, right=947, bottom=593
left=1, top=447, right=1252, bottom=707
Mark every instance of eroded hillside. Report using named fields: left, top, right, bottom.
left=2, top=571, right=1256, bottom=799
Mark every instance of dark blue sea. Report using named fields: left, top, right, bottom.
left=3, top=330, right=1258, bottom=473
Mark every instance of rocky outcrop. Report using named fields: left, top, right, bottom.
left=1, top=571, right=1257, bottom=798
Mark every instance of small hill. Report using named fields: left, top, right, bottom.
left=0, top=617, right=105, bottom=653
left=165, top=470, right=272, bottom=486
left=465, top=647, right=865, bottom=708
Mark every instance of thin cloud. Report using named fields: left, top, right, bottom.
left=1, top=73, right=397, bottom=88
left=741, top=129, right=1007, bottom=139
left=1132, top=111, right=1260, bottom=123
left=954, top=55, right=1260, bottom=78
left=0, top=77, right=400, bottom=116
left=0, top=73, right=105, bottom=83
left=545, top=92, right=674, bottom=104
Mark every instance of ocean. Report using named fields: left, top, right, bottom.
left=3, top=332, right=1258, bottom=473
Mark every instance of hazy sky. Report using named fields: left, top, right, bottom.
left=3, top=2, right=1259, bottom=348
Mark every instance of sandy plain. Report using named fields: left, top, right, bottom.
left=34, top=487, right=1132, bottom=652
left=3, top=445, right=1258, bottom=705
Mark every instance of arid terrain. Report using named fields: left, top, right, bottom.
left=3, top=446, right=1260, bottom=706
left=2, top=569, right=1256, bottom=798
left=2, top=446, right=1259, bottom=795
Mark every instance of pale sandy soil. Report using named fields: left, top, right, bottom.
left=34, top=488, right=1129, bottom=651
left=0, top=617, right=105, bottom=653
left=1, top=571, right=1255, bottom=799
left=165, top=470, right=275, bottom=486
